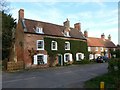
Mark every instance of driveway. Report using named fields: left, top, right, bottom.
left=2, top=63, right=108, bottom=88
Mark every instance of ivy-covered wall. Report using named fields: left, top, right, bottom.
left=44, top=37, right=88, bottom=62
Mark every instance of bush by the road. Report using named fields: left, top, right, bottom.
left=108, top=58, right=120, bottom=72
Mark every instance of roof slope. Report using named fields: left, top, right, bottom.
left=87, top=37, right=116, bottom=48
left=87, top=37, right=104, bottom=47
left=24, top=19, right=86, bottom=40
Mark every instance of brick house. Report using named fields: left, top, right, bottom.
left=9, top=9, right=88, bottom=68
left=84, top=30, right=116, bottom=60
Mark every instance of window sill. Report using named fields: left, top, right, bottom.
left=51, top=49, right=57, bottom=50
left=65, top=49, right=70, bottom=50
left=37, top=48, right=44, bottom=50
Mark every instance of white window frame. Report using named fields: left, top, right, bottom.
left=113, top=48, right=116, bottom=51
left=76, top=53, right=84, bottom=61
left=65, top=41, right=70, bottom=50
left=95, top=47, right=98, bottom=51
left=101, top=47, right=104, bottom=51
left=64, top=31, right=70, bottom=37
left=88, top=47, right=91, bottom=51
left=51, top=41, right=57, bottom=50
left=36, top=27, right=44, bottom=34
left=37, top=40, right=44, bottom=50
left=37, top=54, right=44, bottom=65
left=89, top=54, right=94, bottom=60
left=64, top=53, right=72, bottom=62
left=33, top=54, right=47, bottom=65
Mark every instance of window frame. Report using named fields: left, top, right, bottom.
left=37, top=54, right=44, bottom=65
left=64, top=53, right=72, bottom=62
left=113, top=48, right=116, bottom=51
left=36, top=27, right=44, bottom=34
left=64, top=31, right=70, bottom=37
left=65, top=41, right=70, bottom=50
left=88, top=47, right=91, bottom=51
left=89, top=54, right=94, bottom=60
left=76, top=53, right=84, bottom=61
left=101, top=47, right=104, bottom=51
left=51, top=41, right=57, bottom=50
left=37, top=40, right=44, bottom=50
left=95, top=47, right=98, bottom=51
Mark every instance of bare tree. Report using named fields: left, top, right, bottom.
left=0, top=0, right=10, bottom=12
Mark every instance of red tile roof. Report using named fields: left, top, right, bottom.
left=87, top=37, right=116, bottom=48
left=104, top=39, right=116, bottom=48
left=87, top=37, right=104, bottom=47
left=24, top=19, right=86, bottom=40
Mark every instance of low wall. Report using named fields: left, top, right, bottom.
left=7, top=61, right=24, bottom=71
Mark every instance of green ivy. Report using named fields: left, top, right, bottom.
left=44, top=37, right=88, bottom=63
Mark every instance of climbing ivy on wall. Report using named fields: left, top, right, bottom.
left=44, top=37, right=88, bottom=61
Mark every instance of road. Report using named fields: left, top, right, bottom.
left=2, top=63, right=108, bottom=88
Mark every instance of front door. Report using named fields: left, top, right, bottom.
left=58, top=54, right=63, bottom=66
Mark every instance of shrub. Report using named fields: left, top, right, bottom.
left=108, top=58, right=120, bottom=72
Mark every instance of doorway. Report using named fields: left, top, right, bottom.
left=58, top=54, right=63, bottom=66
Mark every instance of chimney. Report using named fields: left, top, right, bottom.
left=101, top=33, right=105, bottom=40
left=19, top=9, right=24, bottom=20
left=84, top=30, right=88, bottom=38
left=63, top=18, right=70, bottom=28
left=108, top=34, right=111, bottom=41
left=74, top=23, right=81, bottom=31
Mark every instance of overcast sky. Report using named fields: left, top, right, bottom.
left=8, top=0, right=119, bottom=45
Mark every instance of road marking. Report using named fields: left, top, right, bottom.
left=3, top=77, right=36, bottom=83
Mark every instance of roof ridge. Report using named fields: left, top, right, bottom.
left=24, top=18, right=63, bottom=27
left=88, top=37, right=101, bottom=39
left=24, top=18, right=74, bottom=29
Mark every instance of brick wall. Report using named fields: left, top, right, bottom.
left=23, top=33, right=48, bottom=68
left=7, top=61, right=24, bottom=71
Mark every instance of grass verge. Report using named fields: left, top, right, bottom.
left=84, top=71, right=120, bottom=89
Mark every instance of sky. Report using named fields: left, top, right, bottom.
left=8, top=0, right=119, bottom=45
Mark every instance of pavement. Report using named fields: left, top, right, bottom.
left=2, top=63, right=108, bottom=88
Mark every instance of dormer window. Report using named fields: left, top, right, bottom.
left=36, top=27, right=43, bottom=34
left=64, top=31, right=70, bottom=37
left=51, top=41, right=57, bottom=50
left=65, top=41, right=70, bottom=50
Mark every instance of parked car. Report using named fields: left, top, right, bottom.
left=96, top=56, right=109, bottom=63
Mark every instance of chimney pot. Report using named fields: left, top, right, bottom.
left=101, top=33, right=105, bottom=40
left=108, top=34, right=111, bottom=41
left=84, top=30, right=88, bottom=37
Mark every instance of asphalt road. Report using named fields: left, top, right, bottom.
left=2, top=63, right=108, bottom=88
